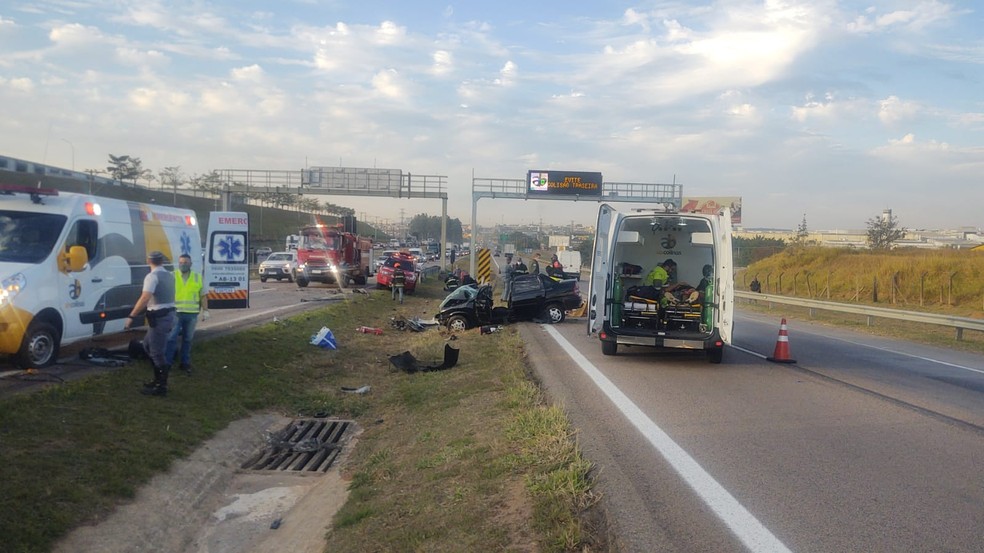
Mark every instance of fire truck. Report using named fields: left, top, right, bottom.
left=294, top=223, right=372, bottom=287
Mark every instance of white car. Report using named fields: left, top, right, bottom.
left=258, top=251, right=298, bottom=282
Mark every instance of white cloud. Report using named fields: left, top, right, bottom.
left=231, top=64, right=264, bottom=82
left=878, top=95, right=919, bottom=125
left=49, top=23, right=114, bottom=47
left=374, top=21, right=407, bottom=45
left=845, top=0, right=954, bottom=34
left=0, top=77, right=34, bottom=93
left=431, top=49, right=453, bottom=76
left=115, top=47, right=170, bottom=67
left=371, top=69, right=404, bottom=99
left=496, top=61, right=517, bottom=86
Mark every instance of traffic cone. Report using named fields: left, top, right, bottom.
left=766, top=318, right=796, bottom=363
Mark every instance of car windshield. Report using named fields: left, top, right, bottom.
left=439, top=284, right=477, bottom=309
left=0, top=211, right=67, bottom=264
left=266, top=253, right=291, bottom=261
left=384, top=258, right=413, bottom=271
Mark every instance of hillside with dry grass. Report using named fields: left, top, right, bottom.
left=738, top=247, right=984, bottom=319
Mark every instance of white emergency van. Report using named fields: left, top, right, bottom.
left=0, top=184, right=201, bottom=368
left=587, top=203, right=734, bottom=363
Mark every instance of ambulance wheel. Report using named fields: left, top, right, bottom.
left=447, top=315, right=470, bottom=332
left=543, top=303, right=565, bottom=324
left=296, top=277, right=309, bottom=288
left=601, top=340, right=618, bottom=356
left=16, top=320, right=61, bottom=369
left=260, top=276, right=268, bottom=282
left=707, top=348, right=724, bottom=364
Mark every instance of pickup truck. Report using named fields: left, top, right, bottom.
left=437, top=274, right=583, bottom=331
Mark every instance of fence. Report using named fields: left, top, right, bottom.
left=736, top=267, right=984, bottom=310
left=735, top=291, right=984, bottom=341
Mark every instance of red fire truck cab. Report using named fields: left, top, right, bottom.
left=295, top=224, right=372, bottom=287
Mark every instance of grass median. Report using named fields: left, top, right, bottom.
left=0, top=280, right=602, bottom=553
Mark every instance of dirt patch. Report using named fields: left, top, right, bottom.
left=53, top=413, right=357, bottom=553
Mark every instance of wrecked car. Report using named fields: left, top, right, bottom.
left=437, top=274, right=583, bottom=331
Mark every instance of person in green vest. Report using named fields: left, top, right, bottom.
left=165, top=254, right=209, bottom=375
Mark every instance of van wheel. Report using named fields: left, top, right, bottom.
left=543, top=303, right=565, bottom=324
left=16, top=321, right=61, bottom=368
left=601, top=340, right=618, bottom=356
left=707, top=348, right=724, bottom=364
left=447, top=315, right=470, bottom=332
left=296, top=278, right=309, bottom=288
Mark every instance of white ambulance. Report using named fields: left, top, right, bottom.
left=0, top=184, right=202, bottom=368
left=587, top=204, right=734, bottom=363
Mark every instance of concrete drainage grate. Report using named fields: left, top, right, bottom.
left=241, top=419, right=351, bottom=473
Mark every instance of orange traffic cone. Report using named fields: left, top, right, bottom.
left=766, top=318, right=796, bottom=363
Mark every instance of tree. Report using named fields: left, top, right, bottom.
left=158, top=166, right=183, bottom=193
left=866, top=210, right=907, bottom=250
left=733, top=235, right=786, bottom=266
left=106, top=154, right=143, bottom=185
left=408, top=214, right=464, bottom=243
left=796, top=214, right=809, bottom=241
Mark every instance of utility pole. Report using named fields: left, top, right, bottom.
left=60, top=138, right=75, bottom=171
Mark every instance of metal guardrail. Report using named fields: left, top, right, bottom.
left=735, top=291, right=984, bottom=340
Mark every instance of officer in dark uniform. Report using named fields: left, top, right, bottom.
left=125, top=251, right=177, bottom=396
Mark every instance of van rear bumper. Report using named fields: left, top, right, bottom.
left=600, top=321, right=723, bottom=351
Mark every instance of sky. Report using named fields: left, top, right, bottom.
left=0, top=0, right=982, bottom=232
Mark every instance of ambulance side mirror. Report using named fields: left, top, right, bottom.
left=61, top=246, right=89, bottom=273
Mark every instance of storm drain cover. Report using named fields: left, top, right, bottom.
left=241, top=419, right=352, bottom=473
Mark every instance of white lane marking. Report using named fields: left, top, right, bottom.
left=729, top=344, right=767, bottom=360
left=813, top=333, right=984, bottom=375
left=543, top=325, right=792, bottom=553
left=739, top=315, right=984, bottom=375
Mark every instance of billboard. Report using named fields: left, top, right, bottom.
left=681, top=196, right=742, bottom=225
left=527, top=170, right=603, bottom=197
left=303, top=166, right=402, bottom=192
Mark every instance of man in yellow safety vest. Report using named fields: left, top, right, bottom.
left=165, top=253, right=209, bottom=375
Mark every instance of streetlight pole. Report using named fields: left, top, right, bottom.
left=61, top=138, right=75, bottom=171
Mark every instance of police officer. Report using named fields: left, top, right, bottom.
left=165, top=254, right=209, bottom=375
left=125, top=251, right=176, bottom=397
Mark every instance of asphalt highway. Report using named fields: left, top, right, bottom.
left=521, top=311, right=984, bottom=552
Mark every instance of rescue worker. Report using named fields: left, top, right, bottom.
left=392, top=262, right=406, bottom=304
left=643, top=258, right=676, bottom=288
left=529, top=253, right=541, bottom=275
left=165, top=254, right=209, bottom=375
left=546, top=254, right=564, bottom=277
left=125, top=251, right=176, bottom=397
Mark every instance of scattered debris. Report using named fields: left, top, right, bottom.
left=270, top=518, right=282, bottom=530
left=390, top=316, right=425, bottom=332
left=356, top=326, right=383, bottom=335
left=353, top=288, right=370, bottom=296
left=78, top=347, right=131, bottom=367
left=310, top=327, right=337, bottom=349
left=388, top=344, right=460, bottom=373
left=480, top=325, right=503, bottom=335
left=340, top=385, right=371, bottom=394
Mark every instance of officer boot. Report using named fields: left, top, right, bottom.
left=141, top=364, right=168, bottom=396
